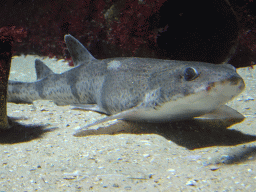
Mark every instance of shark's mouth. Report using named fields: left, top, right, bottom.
left=197, top=74, right=245, bottom=106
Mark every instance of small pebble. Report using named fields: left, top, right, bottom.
left=113, top=184, right=119, bottom=188
left=143, top=154, right=150, bottom=158
left=209, top=166, right=219, bottom=171
left=186, top=180, right=197, bottom=186
left=244, top=96, right=254, bottom=101
left=124, top=186, right=132, bottom=190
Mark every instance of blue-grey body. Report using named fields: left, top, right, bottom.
left=8, top=35, right=245, bottom=135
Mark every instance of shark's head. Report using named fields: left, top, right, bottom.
left=131, top=61, right=245, bottom=122
left=175, top=62, right=245, bottom=107
left=145, top=61, right=245, bottom=121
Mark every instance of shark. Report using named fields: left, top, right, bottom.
left=7, top=35, right=245, bottom=136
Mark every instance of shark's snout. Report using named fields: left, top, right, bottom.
left=205, top=73, right=245, bottom=94
left=227, top=74, right=245, bottom=91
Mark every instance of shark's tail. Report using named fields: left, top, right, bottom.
left=7, top=80, right=41, bottom=104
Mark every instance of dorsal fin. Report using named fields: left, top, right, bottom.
left=35, top=59, right=55, bottom=80
left=64, top=34, right=96, bottom=66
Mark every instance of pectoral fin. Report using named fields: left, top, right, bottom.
left=73, top=107, right=139, bottom=136
left=72, top=104, right=108, bottom=114
left=194, top=105, right=244, bottom=120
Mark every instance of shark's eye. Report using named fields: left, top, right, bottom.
left=184, top=67, right=198, bottom=81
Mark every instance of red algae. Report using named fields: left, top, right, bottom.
left=106, top=0, right=167, bottom=55
left=1, top=1, right=255, bottom=67
left=5, top=0, right=167, bottom=64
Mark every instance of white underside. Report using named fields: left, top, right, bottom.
left=122, top=81, right=242, bottom=122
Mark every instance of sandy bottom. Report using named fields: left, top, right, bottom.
left=1, top=55, right=256, bottom=191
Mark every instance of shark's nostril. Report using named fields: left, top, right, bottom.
left=228, top=75, right=242, bottom=86
left=238, top=80, right=245, bottom=91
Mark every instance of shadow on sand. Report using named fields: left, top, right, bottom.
left=75, top=117, right=256, bottom=150
left=0, top=117, right=57, bottom=144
